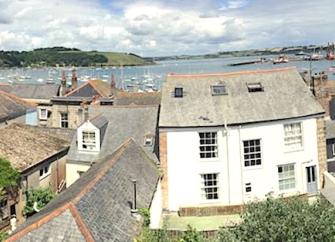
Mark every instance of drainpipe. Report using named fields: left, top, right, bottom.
left=224, top=119, right=231, bottom=204
left=238, top=125, right=245, bottom=203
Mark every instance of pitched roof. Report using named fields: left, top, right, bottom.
left=89, top=114, right=108, bottom=129
left=67, top=105, right=159, bottom=163
left=0, top=84, right=60, bottom=100
left=0, top=91, right=35, bottom=123
left=0, top=123, right=70, bottom=172
left=8, top=139, right=159, bottom=242
left=326, top=120, right=335, bottom=139
left=159, top=67, right=325, bottom=128
left=65, top=80, right=114, bottom=98
left=113, top=91, right=161, bottom=106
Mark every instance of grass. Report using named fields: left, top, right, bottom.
left=163, top=214, right=241, bottom=231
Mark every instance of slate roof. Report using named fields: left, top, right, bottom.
left=113, top=91, right=161, bottom=106
left=326, top=120, right=335, bottom=139
left=89, top=114, right=108, bottom=129
left=0, top=84, right=60, bottom=100
left=159, top=67, right=325, bottom=128
left=65, top=80, right=114, bottom=98
left=8, top=139, right=160, bottom=242
left=0, top=123, right=70, bottom=172
left=0, top=91, right=35, bottom=123
left=67, top=105, right=159, bottom=163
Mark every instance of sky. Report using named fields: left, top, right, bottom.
left=0, top=0, right=334, bottom=56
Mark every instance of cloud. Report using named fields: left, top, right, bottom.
left=0, top=0, right=334, bottom=56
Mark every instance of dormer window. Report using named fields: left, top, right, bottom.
left=211, top=85, right=227, bottom=96
left=144, top=135, right=154, bottom=146
left=247, top=82, right=264, bottom=92
left=174, top=87, right=183, bottom=98
left=82, top=131, right=96, bottom=150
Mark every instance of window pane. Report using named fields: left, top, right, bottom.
left=243, top=139, right=261, bottom=167
left=199, top=132, right=218, bottom=159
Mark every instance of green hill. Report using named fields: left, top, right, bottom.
left=0, top=47, right=153, bottom=67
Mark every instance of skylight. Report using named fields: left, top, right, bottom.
left=211, top=84, right=227, bottom=96
left=174, top=87, right=183, bottom=98
left=247, top=82, right=264, bottom=92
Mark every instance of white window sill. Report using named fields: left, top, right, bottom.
left=39, top=173, right=50, bottom=181
left=243, top=165, right=263, bottom=171
left=284, top=147, right=304, bottom=154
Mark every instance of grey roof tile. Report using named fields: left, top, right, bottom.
left=159, top=67, right=324, bottom=127
left=9, top=139, right=159, bottom=242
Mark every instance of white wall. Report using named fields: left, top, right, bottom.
left=66, top=163, right=90, bottom=187
left=150, top=180, right=163, bottom=229
left=164, top=117, right=320, bottom=211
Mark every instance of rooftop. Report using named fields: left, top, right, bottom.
left=0, top=91, right=35, bottom=123
left=8, top=139, right=159, bottom=242
left=67, top=105, right=159, bottom=163
left=0, top=83, right=60, bottom=100
left=113, top=91, right=161, bottom=106
left=65, top=79, right=114, bottom=98
left=0, top=123, right=70, bottom=172
left=160, top=67, right=324, bottom=128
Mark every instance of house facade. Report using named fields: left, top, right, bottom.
left=159, top=67, right=326, bottom=213
left=0, top=124, right=71, bottom=230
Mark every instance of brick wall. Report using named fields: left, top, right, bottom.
left=317, top=117, right=327, bottom=187
left=159, top=132, right=169, bottom=210
left=179, top=205, right=244, bottom=217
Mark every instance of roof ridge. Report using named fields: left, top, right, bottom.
left=71, top=138, right=133, bottom=204
left=0, top=90, right=36, bottom=108
left=167, top=66, right=297, bottom=78
left=68, top=203, right=95, bottom=242
left=93, top=104, right=159, bottom=109
left=6, top=138, right=135, bottom=241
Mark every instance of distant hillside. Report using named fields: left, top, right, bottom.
left=0, top=47, right=153, bottom=67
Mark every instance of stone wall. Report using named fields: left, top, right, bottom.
left=50, top=104, right=83, bottom=129
left=159, top=132, right=168, bottom=210
left=317, top=117, right=327, bottom=187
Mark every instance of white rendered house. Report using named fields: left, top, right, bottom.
left=159, top=67, right=326, bottom=212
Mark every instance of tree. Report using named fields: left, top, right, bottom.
left=24, top=188, right=55, bottom=217
left=0, top=157, right=20, bottom=199
left=219, top=197, right=335, bottom=242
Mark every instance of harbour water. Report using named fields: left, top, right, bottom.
left=0, top=55, right=334, bottom=90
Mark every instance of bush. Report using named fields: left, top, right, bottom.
left=24, top=187, right=55, bottom=217
left=218, top=197, right=335, bottom=241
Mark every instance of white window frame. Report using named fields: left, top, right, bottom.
left=199, top=132, right=218, bottom=159
left=211, top=84, right=227, bottom=96
left=200, top=173, right=219, bottom=201
left=60, top=112, right=69, bottom=128
left=284, top=122, right=303, bottom=152
left=243, top=139, right=262, bottom=167
left=278, top=163, right=296, bottom=191
left=39, top=164, right=51, bottom=180
left=39, top=108, right=48, bottom=120
left=82, top=131, right=97, bottom=151
left=332, top=143, right=335, bottom=156
left=144, top=135, right=154, bottom=147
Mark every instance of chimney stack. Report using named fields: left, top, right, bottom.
left=111, top=74, right=116, bottom=89
left=60, top=70, right=67, bottom=96
left=71, top=69, right=78, bottom=89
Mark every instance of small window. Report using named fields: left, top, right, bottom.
left=247, top=82, right=264, bottom=92
left=77, top=171, right=85, bottom=177
left=82, top=131, right=96, bottom=150
left=60, top=113, right=69, bottom=128
left=284, top=123, right=303, bottom=151
left=199, top=132, right=218, bottom=159
left=243, top=139, right=262, bottom=167
left=211, top=85, right=227, bottom=96
left=201, top=173, right=219, bottom=200
left=245, top=183, right=252, bottom=193
left=278, top=164, right=296, bottom=191
left=332, top=143, right=335, bottom=156
left=0, top=199, right=8, bottom=219
left=144, top=135, right=154, bottom=147
left=40, top=164, right=50, bottom=180
left=174, top=87, right=183, bottom=98
left=39, top=108, right=48, bottom=120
